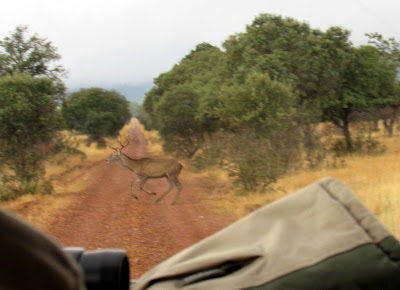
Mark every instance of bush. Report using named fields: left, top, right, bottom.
left=0, top=162, right=53, bottom=201
left=62, top=88, right=131, bottom=147
left=0, top=73, right=63, bottom=200
left=332, top=135, right=386, bottom=157
left=193, top=130, right=298, bottom=194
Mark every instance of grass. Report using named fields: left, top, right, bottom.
left=140, top=125, right=164, bottom=155
left=47, top=133, right=118, bottom=193
left=201, top=133, right=400, bottom=239
left=274, top=143, right=400, bottom=238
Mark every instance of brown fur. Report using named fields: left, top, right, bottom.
left=106, top=149, right=183, bottom=205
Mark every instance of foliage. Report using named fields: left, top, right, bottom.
left=142, top=13, right=400, bottom=191
left=0, top=26, right=65, bottom=86
left=143, top=43, right=225, bottom=157
left=322, top=44, right=398, bottom=150
left=332, top=135, right=386, bottom=157
left=224, top=131, right=293, bottom=193
left=0, top=73, right=64, bottom=200
left=367, top=33, right=400, bottom=65
left=223, top=15, right=326, bottom=105
left=214, top=72, right=296, bottom=133
left=192, top=72, right=301, bottom=190
left=61, top=88, right=131, bottom=146
left=366, top=33, right=400, bottom=136
left=0, top=26, right=68, bottom=200
left=154, top=84, right=203, bottom=158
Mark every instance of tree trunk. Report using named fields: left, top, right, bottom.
left=343, top=120, right=353, bottom=152
left=382, top=105, right=398, bottom=137
left=327, top=107, right=353, bottom=153
left=383, top=118, right=394, bottom=136
left=341, top=108, right=353, bottom=152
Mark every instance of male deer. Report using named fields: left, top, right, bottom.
left=106, top=138, right=183, bottom=205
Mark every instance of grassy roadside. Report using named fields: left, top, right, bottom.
left=198, top=134, right=400, bottom=239
left=0, top=123, right=133, bottom=231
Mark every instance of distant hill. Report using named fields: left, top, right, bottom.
left=67, top=81, right=154, bottom=103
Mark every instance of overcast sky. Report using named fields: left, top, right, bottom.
left=1, top=0, right=400, bottom=88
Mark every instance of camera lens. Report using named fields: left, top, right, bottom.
left=64, top=247, right=130, bottom=290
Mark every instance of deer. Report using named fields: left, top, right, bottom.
left=106, top=137, right=183, bottom=205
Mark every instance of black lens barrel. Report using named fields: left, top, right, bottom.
left=64, top=247, right=130, bottom=290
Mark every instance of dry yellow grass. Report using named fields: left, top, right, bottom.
left=140, top=125, right=163, bottom=155
left=272, top=140, right=400, bottom=239
left=204, top=134, right=400, bottom=239
left=1, top=193, right=75, bottom=232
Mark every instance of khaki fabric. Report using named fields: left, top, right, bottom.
left=133, top=177, right=392, bottom=290
left=0, top=207, right=85, bottom=290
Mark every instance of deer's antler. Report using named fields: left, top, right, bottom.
left=118, top=137, right=129, bottom=148
left=109, top=136, right=129, bottom=151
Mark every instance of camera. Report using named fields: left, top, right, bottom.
left=63, top=247, right=130, bottom=290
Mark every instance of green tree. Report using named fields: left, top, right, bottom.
left=367, top=33, right=400, bottom=64
left=153, top=84, right=203, bottom=158
left=0, top=73, right=64, bottom=199
left=321, top=45, right=398, bottom=151
left=0, top=26, right=67, bottom=200
left=222, top=14, right=324, bottom=102
left=62, top=88, right=131, bottom=146
left=367, top=33, right=400, bottom=136
left=215, top=72, right=296, bottom=133
left=211, top=72, right=299, bottom=190
left=0, top=26, right=65, bottom=82
left=142, top=13, right=400, bottom=191
left=221, top=14, right=335, bottom=166
left=142, top=43, right=225, bottom=157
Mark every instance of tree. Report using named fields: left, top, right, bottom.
left=321, top=45, right=398, bottom=151
left=222, top=14, right=324, bottom=102
left=0, top=26, right=65, bottom=81
left=211, top=72, right=299, bottom=190
left=0, top=73, right=64, bottom=199
left=221, top=14, right=336, bottom=165
left=214, top=72, right=296, bottom=134
left=153, top=84, right=203, bottom=158
left=0, top=26, right=67, bottom=200
left=62, top=88, right=131, bottom=146
left=142, top=43, right=225, bottom=157
left=142, top=13, right=399, bottom=191
left=366, top=33, right=400, bottom=64
left=367, top=33, right=400, bottom=136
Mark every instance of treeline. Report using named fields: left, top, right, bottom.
left=0, top=26, right=131, bottom=200
left=140, top=14, right=400, bottom=192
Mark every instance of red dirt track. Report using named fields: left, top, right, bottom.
left=45, top=120, right=233, bottom=279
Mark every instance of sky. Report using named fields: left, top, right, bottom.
left=1, top=0, right=400, bottom=89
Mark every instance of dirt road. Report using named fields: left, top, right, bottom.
left=46, top=120, right=234, bottom=279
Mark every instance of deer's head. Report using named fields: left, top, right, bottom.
left=106, top=137, right=129, bottom=163
left=106, top=148, right=122, bottom=163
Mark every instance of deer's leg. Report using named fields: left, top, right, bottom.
left=170, top=178, right=183, bottom=206
left=131, top=178, right=140, bottom=200
left=139, top=176, right=156, bottom=196
left=155, top=177, right=174, bottom=204
left=156, top=176, right=182, bottom=205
